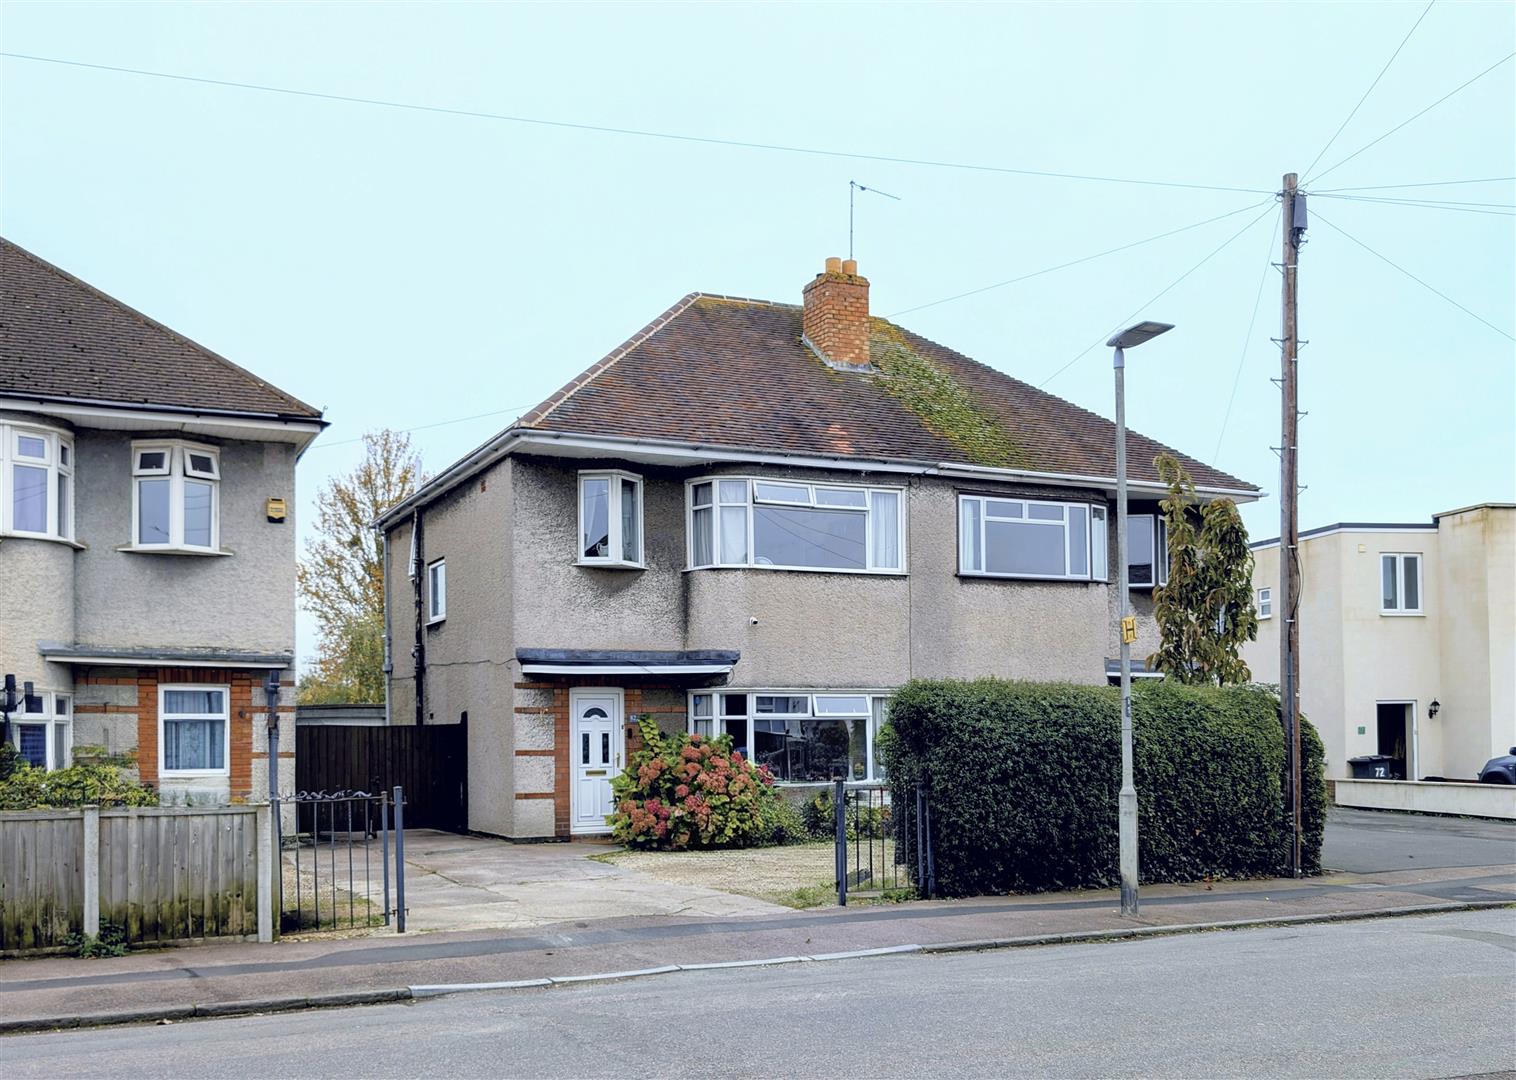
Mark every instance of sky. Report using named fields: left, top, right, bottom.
left=3, top=1, right=1512, bottom=670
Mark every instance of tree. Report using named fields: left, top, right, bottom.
left=1148, top=452, right=1259, bottom=685
left=298, top=430, right=423, bottom=704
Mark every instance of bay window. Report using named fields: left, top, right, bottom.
left=131, top=441, right=220, bottom=551
left=687, top=691, right=891, bottom=782
left=578, top=470, right=643, bottom=567
left=959, top=495, right=1107, bottom=581
left=12, top=690, right=71, bottom=771
left=159, top=686, right=229, bottom=775
left=1, top=422, right=74, bottom=540
left=688, top=477, right=904, bottom=573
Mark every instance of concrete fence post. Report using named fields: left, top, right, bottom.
left=82, top=805, right=100, bottom=937
left=255, top=802, right=274, bottom=943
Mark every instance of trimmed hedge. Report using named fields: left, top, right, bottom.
left=880, top=679, right=1325, bottom=897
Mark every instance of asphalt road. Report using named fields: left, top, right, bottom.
left=1323, top=807, right=1516, bottom=873
left=6, top=909, right=1514, bottom=1080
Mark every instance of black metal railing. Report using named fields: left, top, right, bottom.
left=274, top=787, right=407, bottom=934
left=834, top=780, right=934, bottom=906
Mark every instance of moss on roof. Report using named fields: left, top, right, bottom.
left=868, top=320, right=1030, bottom=469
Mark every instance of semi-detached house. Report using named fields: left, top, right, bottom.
left=0, top=238, right=323, bottom=803
left=379, top=257, right=1260, bottom=840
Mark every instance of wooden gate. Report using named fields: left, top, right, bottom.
left=295, top=721, right=468, bottom=832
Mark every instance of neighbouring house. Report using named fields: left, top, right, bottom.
left=377, top=256, right=1259, bottom=839
left=1244, top=504, right=1515, bottom=782
left=0, top=238, right=325, bottom=803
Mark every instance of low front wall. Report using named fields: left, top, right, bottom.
left=1335, top=779, right=1516, bottom=820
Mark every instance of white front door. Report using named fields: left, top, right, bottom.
left=570, top=689, right=623, bottom=834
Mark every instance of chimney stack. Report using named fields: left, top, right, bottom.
left=802, top=256, right=871, bottom=369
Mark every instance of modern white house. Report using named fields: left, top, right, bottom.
left=1244, top=503, right=1515, bottom=784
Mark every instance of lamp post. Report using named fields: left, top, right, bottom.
left=1107, top=319, right=1174, bottom=917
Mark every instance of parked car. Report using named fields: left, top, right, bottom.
left=1477, top=748, right=1516, bottom=784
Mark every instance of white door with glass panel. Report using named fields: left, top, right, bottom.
left=570, top=690, right=623, bottom=834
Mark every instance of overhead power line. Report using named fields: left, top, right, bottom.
left=1314, top=177, right=1515, bottom=193
left=0, top=51, right=1270, bottom=196
left=889, top=199, right=1270, bottom=317
left=1313, top=211, right=1515, bottom=342
left=1036, top=203, right=1278, bottom=389
left=1311, top=193, right=1516, bottom=217
left=1307, top=51, right=1516, bottom=185
left=1301, top=0, right=1436, bottom=179
left=1213, top=205, right=1283, bottom=464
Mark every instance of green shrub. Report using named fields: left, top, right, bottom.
left=762, top=797, right=809, bottom=846
left=800, top=788, right=890, bottom=840
left=0, top=761, right=159, bottom=811
left=608, top=718, right=782, bottom=850
left=881, top=679, right=1325, bottom=897
left=64, top=920, right=128, bottom=958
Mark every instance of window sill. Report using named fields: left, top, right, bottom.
left=427, top=616, right=446, bottom=627
left=957, top=572, right=1105, bottom=584
left=1380, top=610, right=1426, bottom=617
left=160, top=771, right=230, bottom=779
left=576, top=559, right=646, bottom=571
left=117, top=544, right=233, bottom=557
left=684, top=565, right=906, bottom=577
left=0, top=530, right=86, bottom=550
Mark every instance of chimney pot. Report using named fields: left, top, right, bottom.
left=802, top=257, right=871, bottom=369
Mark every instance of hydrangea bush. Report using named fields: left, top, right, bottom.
left=608, top=718, right=782, bottom=849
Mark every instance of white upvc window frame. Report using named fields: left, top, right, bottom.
left=957, top=494, right=1106, bottom=582
left=1380, top=552, right=1425, bottom=616
left=1127, top=513, right=1169, bottom=590
left=427, top=558, right=447, bottom=623
left=11, top=689, right=72, bottom=771
left=576, top=469, right=644, bottom=568
left=1, top=421, right=74, bottom=541
left=158, top=684, right=231, bottom=778
left=1257, top=586, right=1273, bottom=620
left=131, top=440, right=221, bottom=552
left=685, top=690, right=892, bottom=783
left=685, top=476, right=907, bottom=575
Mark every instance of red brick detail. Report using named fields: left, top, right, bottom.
left=515, top=791, right=555, bottom=800
left=801, top=260, right=871, bottom=368
left=514, top=749, right=555, bottom=757
left=136, top=667, right=259, bottom=801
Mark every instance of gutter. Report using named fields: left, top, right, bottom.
left=374, top=428, right=1263, bottom=532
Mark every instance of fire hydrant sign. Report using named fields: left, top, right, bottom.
left=1120, top=615, right=1138, bottom=644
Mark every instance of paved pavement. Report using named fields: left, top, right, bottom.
left=1, top=806, right=1510, bottom=1032
left=6, top=908, right=1513, bottom=1078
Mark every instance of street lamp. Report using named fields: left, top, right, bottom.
left=1107, top=319, right=1173, bottom=917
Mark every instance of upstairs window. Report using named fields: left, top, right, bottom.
left=1381, top=553, right=1423, bottom=615
left=1257, top=587, right=1273, bottom=619
left=427, top=558, right=447, bottom=623
left=132, top=441, right=220, bottom=551
left=1127, top=514, right=1169, bottom=588
left=1, top=423, right=74, bottom=540
left=959, top=495, right=1107, bottom=581
left=578, top=470, right=643, bottom=567
left=688, top=477, right=904, bottom=573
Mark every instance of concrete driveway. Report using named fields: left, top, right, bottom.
left=390, top=831, right=789, bottom=932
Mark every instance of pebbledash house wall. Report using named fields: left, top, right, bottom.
left=0, top=422, right=298, bottom=804
left=386, top=452, right=1162, bottom=839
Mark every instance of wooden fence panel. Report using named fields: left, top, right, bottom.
left=297, top=721, right=467, bottom=831
left=0, top=812, right=83, bottom=952
left=0, top=805, right=266, bottom=955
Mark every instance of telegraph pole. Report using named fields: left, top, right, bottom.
left=1279, top=172, right=1305, bottom=877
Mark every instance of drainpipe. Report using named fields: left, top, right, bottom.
left=379, top=528, right=393, bottom=727
left=410, top=508, right=426, bottom=726
left=264, top=671, right=282, bottom=803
